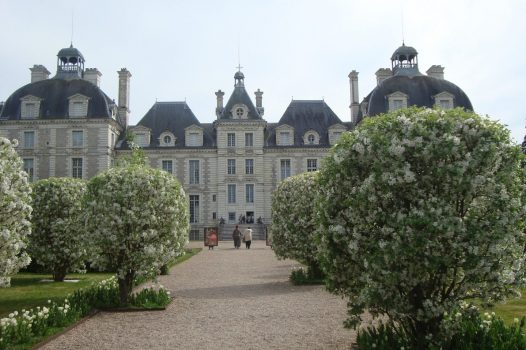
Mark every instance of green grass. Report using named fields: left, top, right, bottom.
left=484, top=292, right=526, bottom=324
left=169, top=248, right=201, bottom=267
left=0, top=272, right=113, bottom=317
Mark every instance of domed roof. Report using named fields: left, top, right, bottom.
left=391, top=43, right=418, bottom=62
left=57, top=44, right=85, bottom=62
left=364, top=75, right=473, bottom=117
left=0, top=78, right=113, bottom=120
left=234, top=71, right=245, bottom=80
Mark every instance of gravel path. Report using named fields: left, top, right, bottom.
left=41, top=241, right=364, bottom=349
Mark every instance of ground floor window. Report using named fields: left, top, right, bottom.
left=189, top=229, right=200, bottom=241
left=228, top=212, right=236, bottom=223
left=72, top=158, right=83, bottom=179
left=23, top=158, right=34, bottom=182
left=189, top=195, right=199, bottom=223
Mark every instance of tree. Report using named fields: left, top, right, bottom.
left=317, top=107, right=526, bottom=347
left=85, top=164, right=189, bottom=305
left=271, top=172, right=322, bottom=276
left=0, top=137, right=32, bottom=287
left=30, top=178, right=87, bottom=281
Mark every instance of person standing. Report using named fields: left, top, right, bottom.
left=232, top=225, right=242, bottom=249
left=243, top=227, right=253, bottom=249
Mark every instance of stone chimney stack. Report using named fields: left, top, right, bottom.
left=426, top=65, right=444, bottom=79
left=215, top=90, right=225, bottom=117
left=348, top=70, right=360, bottom=124
left=30, top=65, right=50, bottom=83
left=375, top=68, right=393, bottom=86
left=254, top=89, right=264, bottom=115
left=117, top=68, right=132, bottom=126
left=84, top=68, right=102, bottom=87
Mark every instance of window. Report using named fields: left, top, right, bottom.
left=70, top=101, right=86, bottom=117
left=111, top=133, right=115, bottom=147
left=162, top=160, right=173, bottom=174
left=245, top=133, right=253, bottom=147
left=236, top=107, right=244, bottom=117
left=189, top=195, right=199, bottom=223
left=163, top=135, right=172, bottom=144
left=228, top=184, right=236, bottom=203
left=228, top=212, right=236, bottom=223
left=392, top=99, right=404, bottom=110
left=189, top=229, right=200, bottom=241
left=188, top=132, right=199, bottom=146
left=189, top=160, right=199, bottom=184
left=24, top=131, right=34, bottom=149
left=72, top=158, right=83, bottom=179
left=307, top=159, right=318, bottom=172
left=245, top=159, right=254, bottom=174
left=439, top=99, right=452, bottom=110
left=280, top=159, right=291, bottom=180
left=227, top=159, right=236, bottom=174
left=23, top=158, right=34, bottom=182
left=307, top=134, right=315, bottom=144
left=21, top=102, right=39, bottom=119
left=135, top=133, right=148, bottom=147
left=72, top=131, right=84, bottom=147
left=227, top=133, right=236, bottom=147
left=280, top=132, right=291, bottom=145
left=246, top=184, right=254, bottom=203
left=212, top=212, right=217, bottom=220
left=212, top=194, right=216, bottom=202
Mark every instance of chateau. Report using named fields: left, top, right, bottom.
left=0, top=43, right=472, bottom=240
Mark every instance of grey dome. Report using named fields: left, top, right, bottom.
left=57, top=44, right=85, bottom=64
left=234, top=71, right=244, bottom=80
left=391, top=44, right=418, bottom=62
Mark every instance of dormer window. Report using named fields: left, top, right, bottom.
left=303, top=130, right=320, bottom=145
left=68, top=94, right=90, bottom=118
left=280, top=132, right=291, bottom=145
left=159, top=131, right=176, bottom=147
left=20, top=95, right=42, bottom=119
left=433, top=92, right=455, bottom=110
left=236, top=108, right=244, bottom=117
left=276, top=125, right=294, bottom=146
left=185, top=125, right=203, bottom=147
left=328, top=124, right=347, bottom=145
left=387, top=91, right=408, bottom=112
left=231, top=104, right=247, bottom=119
left=129, top=126, right=151, bottom=147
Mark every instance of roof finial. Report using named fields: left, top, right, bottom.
left=70, top=9, right=74, bottom=48
left=400, top=0, right=405, bottom=45
left=236, top=41, right=243, bottom=72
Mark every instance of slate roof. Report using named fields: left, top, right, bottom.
left=358, top=75, right=473, bottom=122
left=0, top=78, right=115, bottom=121
left=265, top=100, right=345, bottom=147
left=117, top=102, right=215, bottom=149
left=219, top=84, right=261, bottom=120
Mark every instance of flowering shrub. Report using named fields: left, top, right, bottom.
left=85, top=164, right=189, bottom=304
left=317, top=107, right=526, bottom=347
left=271, top=172, right=322, bottom=277
left=356, top=305, right=526, bottom=349
left=0, top=137, right=32, bottom=287
left=29, top=178, right=88, bottom=281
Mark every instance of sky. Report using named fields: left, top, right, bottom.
left=1, top=0, right=525, bottom=143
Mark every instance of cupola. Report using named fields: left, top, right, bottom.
left=391, top=42, right=420, bottom=76
left=56, top=43, right=85, bottom=79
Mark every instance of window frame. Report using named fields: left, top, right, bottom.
left=245, top=159, right=254, bottom=174
left=189, top=195, right=200, bottom=223
left=280, top=159, right=291, bottom=180
left=227, top=133, right=236, bottom=147
left=189, top=160, right=200, bottom=184
left=307, top=158, right=318, bottom=172
left=72, top=157, right=83, bottom=179
left=23, top=158, right=34, bottom=182
left=72, top=130, right=84, bottom=148
left=245, top=132, right=253, bottom=147
left=227, top=159, right=236, bottom=175
left=227, top=184, right=236, bottom=203
left=246, top=184, right=254, bottom=203
left=23, top=131, right=35, bottom=149
left=162, top=160, right=173, bottom=174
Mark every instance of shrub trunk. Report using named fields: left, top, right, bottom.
left=118, top=271, right=135, bottom=306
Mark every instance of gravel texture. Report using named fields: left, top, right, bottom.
left=41, top=241, right=365, bottom=349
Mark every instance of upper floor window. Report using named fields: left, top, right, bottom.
left=189, top=195, right=200, bottom=223
left=439, top=100, right=452, bottom=109
left=280, top=132, right=291, bottom=145
left=68, top=94, right=89, bottom=118
left=236, top=108, right=244, bottom=117
left=227, top=159, right=236, bottom=175
left=246, top=184, right=254, bottom=203
left=307, top=159, right=318, bottom=172
left=20, top=95, right=42, bottom=119
left=227, top=133, right=236, bottom=147
left=135, top=133, right=148, bottom=147
left=162, top=160, right=173, bottom=174
left=24, top=131, right=35, bottom=149
left=308, top=134, right=315, bottom=144
left=245, top=159, right=254, bottom=174
left=189, top=160, right=200, bottom=184
left=245, top=133, right=253, bottom=147
left=303, top=130, right=320, bottom=145
left=433, top=92, right=455, bottom=111
left=280, top=159, right=291, bottom=180
left=72, top=130, right=84, bottom=148
left=160, top=131, right=176, bottom=147
left=387, top=91, right=408, bottom=112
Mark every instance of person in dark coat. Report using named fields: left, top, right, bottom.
left=232, top=225, right=242, bottom=249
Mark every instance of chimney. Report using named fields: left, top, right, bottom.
left=426, top=65, right=444, bottom=79
left=375, top=68, right=392, bottom=86
left=254, top=89, right=264, bottom=116
left=215, top=90, right=225, bottom=117
left=30, top=65, right=50, bottom=83
left=348, top=70, right=360, bottom=124
left=117, top=68, right=132, bottom=126
left=84, top=68, right=102, bottom=87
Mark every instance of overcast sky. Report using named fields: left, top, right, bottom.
left=1, top=0, right=525, bottom=143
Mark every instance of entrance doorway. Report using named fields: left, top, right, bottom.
left=246, top=211, right=254, bottom=224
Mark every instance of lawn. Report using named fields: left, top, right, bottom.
left=0, top=272, right=113, bottom=317
left=485, top=292, right=526, bottom=324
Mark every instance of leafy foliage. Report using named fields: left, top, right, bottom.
left=0, top=138, right=32, bottom=287
left=29, top=178, right=88, bottom=281
left=271, top=172, right=321, bottom=274
left=84, top=163, right=189, bottom=304
left=317, top=107, right=526, bottom=347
